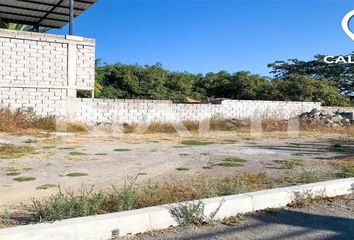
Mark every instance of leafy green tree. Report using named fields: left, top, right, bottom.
left=195, top=71, right=271, bottom=100
left=94, top=62, right=350, bottom=106
left=271, top=76, right=349, bottom=106
left=227, top=71, right=272, bottom=100
left=202, top=71, right=232, bottom=98
left=165, top=71, right=202, bottom=102
left=97, top=63, right=169, bottom=99
left=268, top=53, right=354, bottom=95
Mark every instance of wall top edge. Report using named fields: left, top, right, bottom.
left=219, top=99, right=322, bottom=104
left=0, top=28, right=95, bottom=45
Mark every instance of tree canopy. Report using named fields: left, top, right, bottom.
left=268, top=53, right=354, bottom=96
left=95, top=61, right=350, bottom=106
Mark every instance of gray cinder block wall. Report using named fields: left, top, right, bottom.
left=0, top=29, right=352, bottom=125
left=72, top=98, right=322, bottom=124
left=0, top=29, right=95, bottom=116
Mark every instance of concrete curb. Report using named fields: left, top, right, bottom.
left=0, top=178, right=353, bottom=240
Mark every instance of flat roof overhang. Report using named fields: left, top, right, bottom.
left=0, top=0, right=97, bottom=29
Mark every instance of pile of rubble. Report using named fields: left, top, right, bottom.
left=299, top=108, right=353, bottom=126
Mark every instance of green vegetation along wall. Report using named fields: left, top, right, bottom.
left=95, top=53, right=352, bottom=106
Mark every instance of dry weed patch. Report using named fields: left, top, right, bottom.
left=0, top=144, right=37, bottom=159
left=0, top=108, right=55, bottom=134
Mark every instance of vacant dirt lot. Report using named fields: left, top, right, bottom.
left=0, top=131, right=353, bottom=209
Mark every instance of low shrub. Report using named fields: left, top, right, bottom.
left=338, top=167, right=354, bottom=178
left=170, top=201, right=206, bottom=225
left=301, top=170, right=318, bottom=183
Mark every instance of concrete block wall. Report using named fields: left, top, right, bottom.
left=72, top=98, right=322, bottom=124
left=0, top=29, right=95, bottom=116
left=76, top=44, right=95, bottom=89
left=73, top=99, right=174, bottom=123
left=174, top=100, right=321, bottom=121
left=0, top=87, right=67, bottom=116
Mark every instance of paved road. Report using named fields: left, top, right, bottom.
left=125, top=194, right=354, bottom=240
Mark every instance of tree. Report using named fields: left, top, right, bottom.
left=227, top=72, right=272, bottom=100
left=165, top=71, right=202, bottom=102
left=94, top=62, right=350, bottom=106
left=268, top=53, right=354, bottom=95
left=271, top=76, right=349, bottom=106
left=97, top=63, right=170, bottom=99
left=196, top=71, right=271, bottom=100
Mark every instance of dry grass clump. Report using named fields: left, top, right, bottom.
left=262, top=118, right=288, bottom=132
left=182, top=120, right=199, bottom=132
left=210, top=117, right=248, bottom=131
left=147, top=122, right=176, bottom=133
left=299, top=119, right=354, bottom=135
left=123, top=123, right=137, bottom=133
left=273, top=159, right=304, bottom=169
left=123, top=121, right=200, bottom=134
left=0, top=108, right=55, bottom=133
left=122, top=117, right=354, bottom=135
left=0, top=108, right=89, bottom=134
left=67, top=122, right=88, bottom=132
left=329, top=156, right=354, bottom=169
left=123, top=117, right=248, bottom=134
left=56, top=121, right=89, bottom=133
left=182, top=117, right=248, bottom=132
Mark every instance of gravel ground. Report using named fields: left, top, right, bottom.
left=0, top=132, right=353, bottom=208
left=125, top=194, right=354, bottom=240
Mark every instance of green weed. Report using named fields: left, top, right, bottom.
left=338, top=167, right=354, bottom=178
left=13, top=176, right=36, bottom=182
left=217, top=157, right=246, bottom=167
left=66, top=173, right=88, bottom=177
left=36, top=184, right=57, bottom=190
left=6, top=172, right=21, bottom=176
left=69, top=152, right=87, bottom=156
left=180, top=140, right=214, bottom=146
left=176, top=167, right=189, bottom=171
left=113, top=149, right=131, bottom=152
left=301, top=170, right=318, bottom=183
